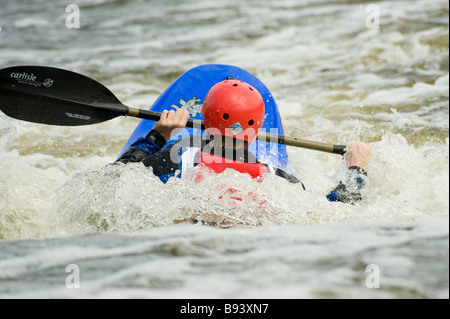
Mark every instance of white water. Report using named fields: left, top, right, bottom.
left=0, top=0, right=448, bottom=299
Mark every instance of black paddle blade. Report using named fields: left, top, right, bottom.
left=0, top=66, right=127, bottom=126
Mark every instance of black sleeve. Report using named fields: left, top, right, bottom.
left=326, top=166, right=367, bottom=204
left=116, top=129, right=167, bottom=165
left=141, top=143, right=181, bottom=177
left=116, top=142, right=181, bottom=179
left=116, top=147, right=150, bottom=164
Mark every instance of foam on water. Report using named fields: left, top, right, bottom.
left=1, top=113, right=447, bottom=241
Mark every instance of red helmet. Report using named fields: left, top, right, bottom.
left=202, top=80, right=265, bottom=143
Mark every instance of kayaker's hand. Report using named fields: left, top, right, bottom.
left=345, top=141, right=372, bottom=172
left=153, top=109, right=190, bottom=141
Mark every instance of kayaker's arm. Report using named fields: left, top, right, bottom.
left=117, top=109, right=190, bottom=164
left=326, top=167, right=368, bottom=203
left=116, top=130, right=166, bottom=164
left=326, top=141, right=373, bottom=204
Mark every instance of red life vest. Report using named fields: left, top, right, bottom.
left=197, top=151, right=269, bottom=179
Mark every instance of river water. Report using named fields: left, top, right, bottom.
left=0, top=0, right=448, bottom=299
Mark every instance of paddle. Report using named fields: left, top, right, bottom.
left=0, top=65, right=346, bottom=155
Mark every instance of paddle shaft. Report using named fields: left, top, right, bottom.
left=0, top=65, right=346, bottom=155
left=118, top=104, right=346, bottom=155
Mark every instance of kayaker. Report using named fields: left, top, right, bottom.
left=117, top=80, right=372, bottom=204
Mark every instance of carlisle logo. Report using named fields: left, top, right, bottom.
left=10, top=72, right=54, bottom=88
left=43, top=78, right=54, bottom=87
left=171, top=96, right=203, bottom=117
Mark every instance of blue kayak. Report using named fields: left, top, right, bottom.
left=119, top=64, right=289, bottom=170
